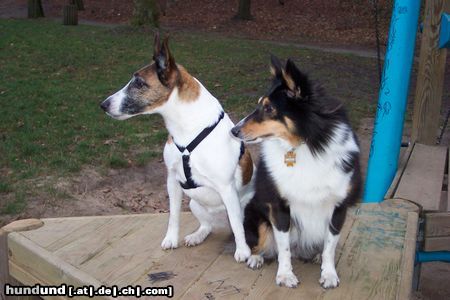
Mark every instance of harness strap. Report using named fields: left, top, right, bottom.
left=175, top=111, right=225, bottom=155
left=180, top=155, right=197, bottom=190
left=174, top=111, right=225, bottom=189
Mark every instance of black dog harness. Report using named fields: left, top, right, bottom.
left=174, top=111, right=245, bottom=189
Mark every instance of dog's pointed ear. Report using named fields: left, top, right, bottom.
left=270, top=54, right=283, bottom=78
left=282, top=59, right=310, bottom=99
left=153, top=32, right=161, bottom=58
left=153, top=35, right=177, bottom=86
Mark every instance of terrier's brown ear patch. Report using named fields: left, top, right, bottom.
left=177, top=65, right=200, bottom=102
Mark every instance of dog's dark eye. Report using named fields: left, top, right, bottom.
left=134, top=76, right=147, bottom=89
left=264, top=105, right=273, bottom=114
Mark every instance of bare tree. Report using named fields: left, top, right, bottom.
left=75, top=0, right=84, bottom=11
left=132, top=0, right=160, bottom=27
left=28, top=0, right=44, bottom=18
left=235, top=0, right=252, bottom=20
left=63, top=1, right=78, bottom=26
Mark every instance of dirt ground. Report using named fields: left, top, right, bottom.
left=1, top=1, right=450, bottom=299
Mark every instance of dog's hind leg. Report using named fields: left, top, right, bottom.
left=184, top=199, right=213, bottom=247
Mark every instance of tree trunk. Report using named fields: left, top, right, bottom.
left=236, top=0, right=252, bottom=20
left=132, top=0, right=160, bottom=27
left=75, top=0, right=85, bottom=11
left=63, top=4, right=78, bottom=26
left=28, top=0, right=44, bottom=18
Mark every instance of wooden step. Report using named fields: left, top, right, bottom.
left=424, top=212, right=450, bottom=251
left=395, top=143, right=447, bottom=211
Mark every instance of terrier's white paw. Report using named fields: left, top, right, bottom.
left=161, top=235, right=178, bottom=250
left=234, top=244, right=251, bottom=263
left=319, top=270, right=340, bottom=289
left=276, top=271, right=299, bottom=288
left=184, top=227, right=210, bottom=247
left=247, top=255, right=264, bottom=269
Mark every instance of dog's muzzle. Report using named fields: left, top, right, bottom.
left=100, top=98, right=111, bottom=112
left=231, top=126, right=241, bottom=138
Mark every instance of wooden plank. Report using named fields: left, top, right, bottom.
left=181, top=250, right=263, bottom=299
left=20, top=213, right=164, bottom=250
left=242, top=199, right=419, bottom=299
left=20, top=218, right=105, bottom=249
left=246, top=258, right=323, bottom=300
left=397, top=212, right=419, bottom=300
left=182, top=211, right=356, bottom=300
left=46, top=218, right=116, bottom=252
left=321, top=199, right=419, bottom=300
left=448, top=149, right=450, bottom=212
left=7, top=277, right=41, bottom=300
left=8, top=233, right=111, bottom=300
left=441, top=191, right=448, bottom=211
left=79, top=213, right=195, bottom=283
left=1, top=219, right=45, bottom=300
left=424, top=236, right=450, bottom=251
left=130, top=229, right=228, bottom=298
left=9, top=262, right=66, bottom=300
left=448, top=190, right=450, bottom=212
left=53, top=216, right=152, bottom=266
left=385, top=144, right=414, bottom=199
left=425, top=212, right=450, bottom=237
left=395, top=143, right=447, bottom=210
left=2, top=219, right=44, bottom=233
left=411, top=0, right=449, bottom=144
left=0, top=229, right=9, bottom=300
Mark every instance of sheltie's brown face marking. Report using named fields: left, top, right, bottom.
left=100, top=33, right=199, bottom=120
left=232, top=96, right=301, bottom=147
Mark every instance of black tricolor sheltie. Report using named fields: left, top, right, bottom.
left=231, top=56, right=361, bottom=288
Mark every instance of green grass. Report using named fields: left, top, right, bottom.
left=1, top=191, right=26, bottom=215
left=0, top=19, right=378, bottom=214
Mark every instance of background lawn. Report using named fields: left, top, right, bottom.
left=0, top=19, right=378, bottom=216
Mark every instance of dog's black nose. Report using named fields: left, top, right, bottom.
left=231, top=126, right=240, bottom=137
left=100, top=99, right=110, bottom=111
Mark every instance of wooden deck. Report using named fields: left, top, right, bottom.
left=2, top=199, right=419, bottom=300
left=388, top=143, right=450, bottom=252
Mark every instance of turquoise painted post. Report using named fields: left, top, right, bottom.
left=416, top=251, right=450, bottom=263
left=440, top=13, right=450, bottom=48
left=363, top=0, right=421, bottom=203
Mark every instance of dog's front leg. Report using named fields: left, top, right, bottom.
left=273, top=228, right=299, bottom=288
left=218, top=184, right=251, bottom=263
left=319, top=204, right=345, bottom=288
left=319, top=230, right=340, bottom=288
left=161, top=172, right=183, bottom=249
